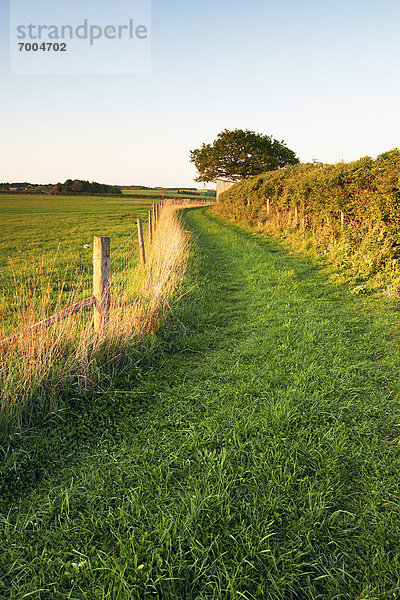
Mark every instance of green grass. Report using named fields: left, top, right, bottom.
left=1, top=207, right=400, bottom=598
left=0, top=194, right=155, bottom=272
left=121, top=189, right=216, bottom=199
left=0, top=194, right=155, bottom=331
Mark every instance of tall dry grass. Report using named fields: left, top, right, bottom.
left=0, top=204, right=191, bottom=432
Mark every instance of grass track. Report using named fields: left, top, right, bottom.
left=1, top=207, right=400, bottom=599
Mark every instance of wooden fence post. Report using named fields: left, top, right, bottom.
left=267, top=198, right=270, bottom=215
left=93, top=235, right=111, bottom=332
left=149, top=210, right=153, bottom=244
left=137, top=218, right=146, bottom=267
left=340, top=211, right=344, bottom=227
left=152, top=204, right=157, bottom=230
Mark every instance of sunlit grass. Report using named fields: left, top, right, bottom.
left=0, top=194, right=156, bottom=272
left=0, top=204, right=190, bottom=431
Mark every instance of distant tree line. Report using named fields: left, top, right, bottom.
left=53, top=180, right=121, bottom=194
left=122, top=185, right=151, bottom=190
left=0, top=180, right=122, bottom=195
left=0, top=182, right=37, bottom=191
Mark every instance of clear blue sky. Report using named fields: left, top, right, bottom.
left=2, top=0, right=400, bottom=187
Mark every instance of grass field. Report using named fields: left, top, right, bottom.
left=1, top=206, right=400, bottom=598
left=121, top=189, right=216, bottom=199
left=0, top=194, right=157, bottom=334
left=0, top=194, right=156, bottom=272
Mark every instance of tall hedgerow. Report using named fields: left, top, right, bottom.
left=215, top=149, right=400, bottom=289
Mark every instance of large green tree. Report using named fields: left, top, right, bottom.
left=190, top=129, right=299, bottom=182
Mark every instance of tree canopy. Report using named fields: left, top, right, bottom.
left=190, top=129, right=299, bottom=183
left=53, top=180, right=121, bottom=194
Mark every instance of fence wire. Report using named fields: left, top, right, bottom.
left=110, top=224, right=147, bottom=304
left=1, top=215, right=151, bottom=334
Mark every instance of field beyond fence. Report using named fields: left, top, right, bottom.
left=0, top=198, right=214, bottom=431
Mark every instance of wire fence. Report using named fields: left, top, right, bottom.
left=1, top=252, right=93, bottom=328
left=111, top=231, right=142, bottom=303
left=0, top=207, right=154, bottom=340
left=0, top=198, right=215, bottom=342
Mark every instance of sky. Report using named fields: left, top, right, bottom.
left=2, top=0, right=400, bottom=188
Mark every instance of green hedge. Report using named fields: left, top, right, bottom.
left=215, top=149, right=400, bottom=288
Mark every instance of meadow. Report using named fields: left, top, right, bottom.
left=121, top=189, right=216, bottom=199
left=0, top=194, right=158, bottom=334
left=0, top=194, right=156, bottom=272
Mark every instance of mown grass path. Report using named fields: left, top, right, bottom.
left=1, top=207, right=400, bottom=599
